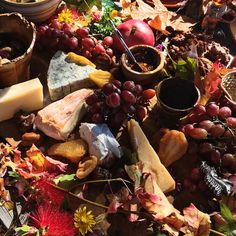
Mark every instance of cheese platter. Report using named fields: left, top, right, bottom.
left=0, top=0, right=236, bottom=235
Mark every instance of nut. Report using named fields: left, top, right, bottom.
left=21, top=132, right=42, bottom=147
left=76, top=155, right=98, bottom=179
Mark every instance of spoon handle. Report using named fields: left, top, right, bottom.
left=109, top=20, right=138, bottom=64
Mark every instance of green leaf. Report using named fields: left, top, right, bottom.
left=15, top=225, right=38, bottom=236
left=175, top=57, right=196, bottom=80
left=220, top=203, right=236, bottom=223
left=218, top=221, right=236, bottom=235
left=8, top=171, right=20, bottom=178
left=54, top=174, right=76, bottom=185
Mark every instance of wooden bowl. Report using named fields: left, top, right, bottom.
left=0, top=0, right=61, bottom=23
left=0, top=13, right=36, bottom=87
left=155, top=78, right=200, bottom=119
left=120, top=45, right=164, bottom=85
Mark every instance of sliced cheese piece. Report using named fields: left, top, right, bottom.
left=128, top=119, right=175, bottom=193
left=0, top=78, right=43, bottom=122
left=47, top=51, right=96, bottom=101
left=35, top=89, right=93, bottom=141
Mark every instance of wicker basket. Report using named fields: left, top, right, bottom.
left=220, top=71, right=236, bottom=105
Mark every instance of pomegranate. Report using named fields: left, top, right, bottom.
left=112, top=19, right=155, bottom=52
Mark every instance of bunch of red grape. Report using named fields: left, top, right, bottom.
left=36, top=19, right=114, bottom=59
left=181, top=102, right=236, bottom=173
left=85, top=80, right=156, bottom=128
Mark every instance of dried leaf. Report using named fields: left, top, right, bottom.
left=182, top=203, right=211, bottom=236
left=121, top=0, right=194, bottom=33
left=107, top=196, right=123, bottom=213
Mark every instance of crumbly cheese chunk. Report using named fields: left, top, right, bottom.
left=0, top=78, right=43, bottom=122
left=79, top=123, right=122, bottom=160
left=47, top=51, right=96, bottom=101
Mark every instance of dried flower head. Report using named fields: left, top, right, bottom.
left=74, top=206, right=96, bottom=236
left=31, top=204, right=76, bottom=236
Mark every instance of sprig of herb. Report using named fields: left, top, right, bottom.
left=218, top=203, right=236, bottom=235
left=89, top=7, right=122, bottom=37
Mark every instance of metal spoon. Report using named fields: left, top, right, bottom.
left=109, top=20, right=144, bottom=72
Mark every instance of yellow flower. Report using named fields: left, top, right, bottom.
left=74, top=206, right=96, bottom=236
left=57, top=9, right=74, bottom=24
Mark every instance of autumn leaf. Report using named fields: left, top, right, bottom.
left=182, top=203, right=211, bottom=236
left=121, top=0, right=194, bottom=33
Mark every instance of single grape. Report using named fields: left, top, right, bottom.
left=183, top=124, right=194, bottom=136
left=106, top=48, right=113, bottom=57
left=134, top=84, right=143, bottom=95
left=45, top=28, right=53, bottom=37
left=50, top=19, right=62, bottom=30
left=62, top=23, right=71, bottom=31
left=37, top=25, right=48, bottom=37
left=106, top=92, right=121, bottom=108
left=206, top=102, right=219, bottom=117
left=64, top=27, right=74, bottom=37
left=198, top=120, right=214, bottom=131
left=142, top=89, right=156, bottom=100
left=123, top=81, right=135, bottom=92
left=92, top=113, right=104, bottom=123
left=194, top=104, right=206, bottom=115
left=102, top=83, right=116, bottom=95
left=81, top=49, right=92, bottom=58
left=226, top=117, right=236, bottom=128
left=222, top=153, right=234, bottom=167
left=187, top=141, right=199, bottom=155
left=103, top=36, right=113, bottom=47
left=210, top=124, right=225, bottom=137
left=86, top=94, right=99, bottom=105
left=136, top=106, right=146, bottom=121
left=67, top=36, right=79, bottom=50
left=51, top=29, right=61, bottom=38
left=59, top=33, right=69, bottom=45
left=189, top=128, right=208, bottom=139
left=219, top=106, right=232, bottom=119
left=211, top=149, right=221, bottom=164
left=190, top=168, right=202, bottom=182
left=112, top=80, right=122, bottom=89
left=93, top=44, right=106, bottom=55
left=121, top=90, right=136, bottom=104
left=199, top=142, right=214, bottom=155
left=82, top=37, right=95, bottom=49
left=76, top=27, right=89, bottom=38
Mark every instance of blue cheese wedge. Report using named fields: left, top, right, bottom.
left=47, top=51, right=96, bottom=101
left=79, top=123, right=122, bottom=160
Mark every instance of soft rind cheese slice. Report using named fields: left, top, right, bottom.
left=47, top=51, right=96, bottom=101
left=0, top=78, right=43, bottom=122
left=35, top=89, right=93, bottom=140
left=128, top=119, right=175, bottom=193
left=79, top=123, right=122, bottom=160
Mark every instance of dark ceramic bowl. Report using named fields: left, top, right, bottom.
left=120, top=45, right=164, bottom=85
left=156, top=78, right=200, bottom=118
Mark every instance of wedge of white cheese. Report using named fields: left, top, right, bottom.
left=0, top=78, right=43, bottom=122
left=79, top=123, right=122, bottom=160
left=47, top=51, right=96, bottom=101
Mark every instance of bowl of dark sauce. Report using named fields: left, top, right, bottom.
left=156, top=78, right=200, bottom=118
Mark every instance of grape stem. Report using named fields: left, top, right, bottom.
left=213, top=117, right=235, bottom=137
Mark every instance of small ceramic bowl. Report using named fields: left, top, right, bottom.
left=156, top=78, right=200, bottom=119
left=0, top=0, right=61, bottom=23
left=120, top=45, right=164, bottom=85
left=0, top=13, right=36, bottom=87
